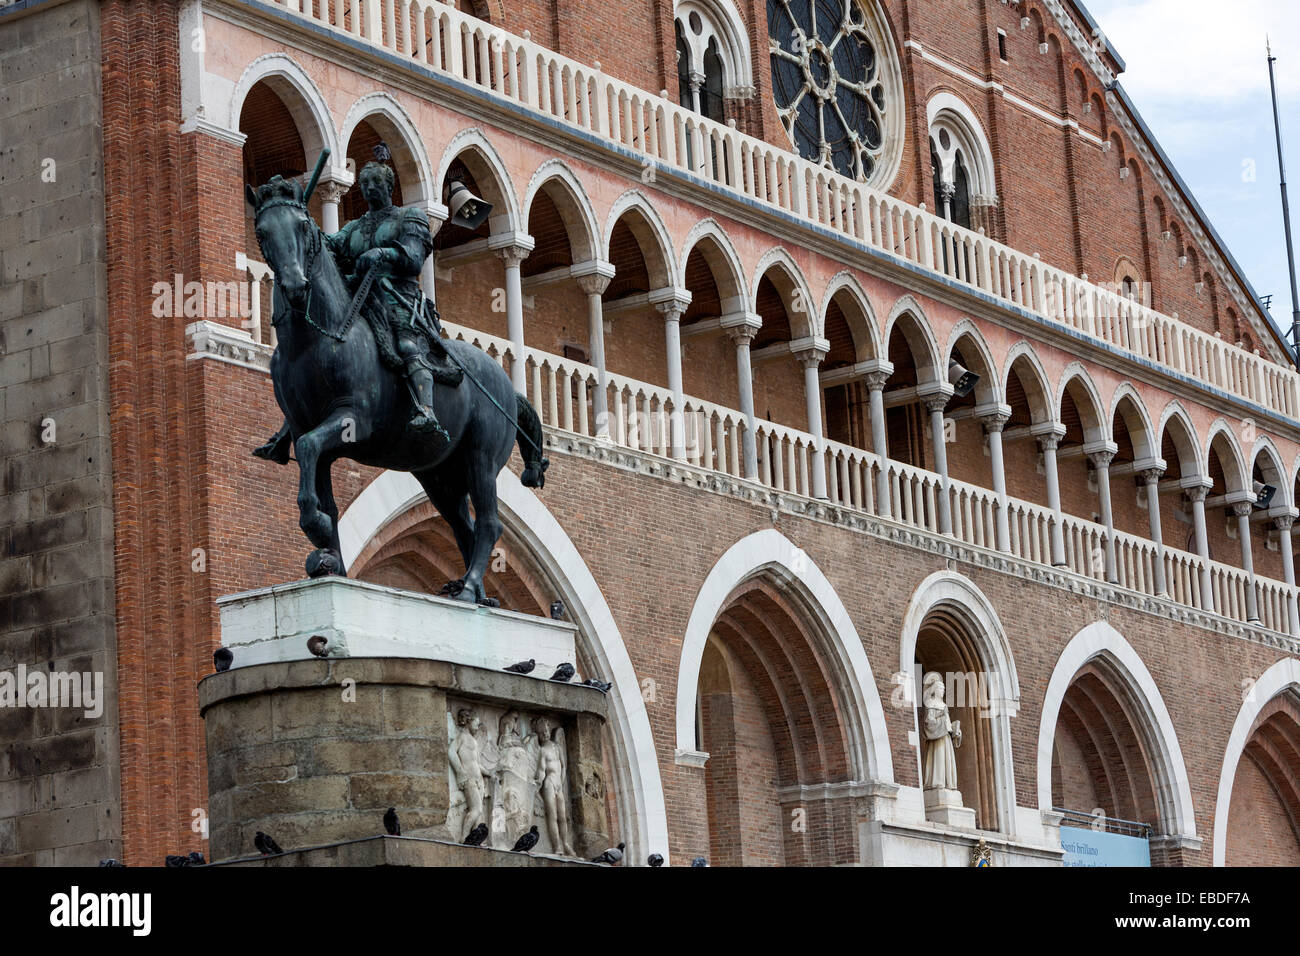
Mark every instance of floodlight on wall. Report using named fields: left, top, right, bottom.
left=948, top=360, right=979, bottom=399
left=1253, top=480, right=1277, bottom=510
left=447, top=180, right=493, bottom=231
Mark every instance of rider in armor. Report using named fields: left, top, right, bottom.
left=254, top=156, right=461, bottom=462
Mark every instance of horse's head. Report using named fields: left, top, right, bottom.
left=245, top=175, right=320, bottom=304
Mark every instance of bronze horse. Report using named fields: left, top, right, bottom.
left=245, top=175, right=547, bottom=605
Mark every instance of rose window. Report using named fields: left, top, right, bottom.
left=767, top=0, right=892, bottom=183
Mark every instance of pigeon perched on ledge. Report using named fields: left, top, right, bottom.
left=213, top=648, right=233, bottom=673
left=504, top=659, right=535, bottom=674
left=647, top=853, right=664, bottom=867
left=549, top=600, right=565, bottom=620
left=549, top=662, right=575, bottom=682
left=98, top=859, right=125, bottom=867
left=384, top=807, right=400, bottom=836
left=591, top=842, right=624, bottom=865
left=254, top=831, right=283, bottom=856
left=581, top=678, right=612, bottom=693
left=463, top=823, right=489, bottom=847
left=511, top=826, right=540, bottom=853
left=307, top=635, right=330, bottom=658
left=690, top=856, right=709, bottom=867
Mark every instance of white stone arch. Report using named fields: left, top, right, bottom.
left=673, top=529, right=894, bottom=785
left=1205, top=418, right=1249, bottom=494
left=898, top=570, right=1021, bottom=833
left=944, top=318, right=1001, bottom=406
left=679, top=218, right=750, bottom=311
left=336, top=469, right=669, bottom=863
left=819, top=271, right=881, bottom=362
left=230, top=52, right=339, bottom=159
left=1156, top=400, right=1206, bottom=481
left=674, top=0, right=753, bottom=91
left=926, top=90, right=998, bottom=202
left=1212, top=656, right=1300, bottom=865
left=1055, top=362, right=1108, bottom=442
left=1248, top=436, right=1290, bottom=508
left=603, top=190, right=679, bottom=290
left=883, top=294, right=943, bottom=383
left=752, top=246, right=818, bottom=339
left=339, top=92, right=435, bottom=206
left=1001, top=341, right=1054, bottom=425
left=521, top=159, right=602, bottom=264
left=1036, top=621, right=1198, bottom=841
left=434, top=127, right=523, bottom=232
left=1108, top=383, right=1159, bottom=463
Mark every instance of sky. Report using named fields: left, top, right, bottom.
left=1084, top=0, right=1300, bottom=340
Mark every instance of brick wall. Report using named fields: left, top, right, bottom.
left=0, top=0, right=121, bottom=866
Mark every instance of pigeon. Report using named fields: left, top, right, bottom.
left=373, top=141, right=392, bottom=164
left=549, top=662, right=575, bottom=682
left=581, top=678, right=612, bottom=693
left=463, top=823, right=489, bottom=847
left=187, top=851, right=206, bottom=866
left=98, top=859, right=125, bottom=867
left=591, top=842, right=625, bottom=865
left=254, top=831, right=283, bottom=856
left=690, top=856, right=709, bottom=867
left=306, top=635, right=329, bottom=658
left=647, top=853, right=664, bottom=867
left=164, top=854, right=191, bottom=867
left=213, top=648, right=233, bottom=672
left=549, top=600, right=565, bottom=621
left=511, top=825, right=540, bottom=853
left=504, top=658, right=535, bottom=675
left=384, top=807, right=401, bottom=836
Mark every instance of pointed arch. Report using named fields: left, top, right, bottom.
left=819, top=271, right=881, bottom=363
left=1156, top=401, right=1205, bottom=482
left=339, top=92, right=434, bottom=205
left=944, top=319, right=1001, bottom=406
left=1037, top=621, right=1198, bottom=841
left=335, top=469, right=669, bottom=863
left=752, top=247, right=818, bottom=339
left=1249, top=437, right=1289, bottom=509
left=1205, top=418, right=1249, bottom=495
left=1002, top=341, right=1054, bottom=425
left=434, top=127, right=523, bottom=231
left=679, top=218, right=749, bottom=309
left=522, top=159, right=601, bottom=264
left=925, top=90, right=997, bottom=202
left=230, top=52, right=338, bottom=158
left=1213, top=656, right=1300, bottom=865
left=1109, top=384, right=1159, bottom=463
left=1056, top=362, right=1107, bottom=443
left=603, top=190, right=678, bottom=290
left=883, top=294, right=942, bottom=384
left=674, top=529, right=894, bottom=785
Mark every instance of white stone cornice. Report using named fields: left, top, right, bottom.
left=178, top=116, right=247, bottom=147
left=185, top=320, right=273, bottom=372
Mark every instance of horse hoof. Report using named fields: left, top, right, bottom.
left=306, top=548, right=345, bottom=579
left=476, top=596, right=500, bottom=608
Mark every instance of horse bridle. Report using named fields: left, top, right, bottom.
left=254, top=197, right=356, bottom=341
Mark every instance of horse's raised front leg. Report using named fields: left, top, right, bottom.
left=295, top=409, right=358, bottom=577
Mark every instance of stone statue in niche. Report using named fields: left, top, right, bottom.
left=448, top=708, right=496, bottom=839
left=444, top=700, right=578, bottom=856
left=920, top=671, right=963, bottom=791
left=532, top=715, right=577, bottom=857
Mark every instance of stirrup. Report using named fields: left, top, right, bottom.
left=409, top=410, right=450, bottom=441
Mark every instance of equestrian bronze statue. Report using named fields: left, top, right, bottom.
left=246, top=147, right=548, bottom=606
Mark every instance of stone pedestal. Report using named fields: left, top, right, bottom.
left=923, top=787, right=977, bottom=829
left=200, top=579, right=611, bottom=865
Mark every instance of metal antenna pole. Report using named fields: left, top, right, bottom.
left=1268, top=39, right=1300, bottom=368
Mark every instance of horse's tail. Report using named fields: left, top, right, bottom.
left=516, top=392, right=549, bottom=488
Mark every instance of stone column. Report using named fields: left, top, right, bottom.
left=794, top=341, right=830, bottom=500
left=1276, top=514, right=1299, bottom=635
left=412, top=200, right=448, bottom=303
left=1089, top=450, right=1119, bottom=583
left=495, top=243, right=532, bottom=393
left=1037, top=430, right=1067, bottom=567
left=865, top=367, right=892, bottom=514
left=722, top=315, right=762, bottom=480
left=1142, top=468, right=1168, bottom=596
left=1233, top=500, right=1261, bottom=623
left=979, top=408, right=1012, bottom=552
left=652, top=289, right=693, bottom=461
left=924, top=391, right=954, bottom=535
left=1186, top=484, right=1215, bottom=612
left=317, top=177, right=351, bottom=235
left=576, top=269, right=613, bottom=438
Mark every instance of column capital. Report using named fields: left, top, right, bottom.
left=1274, top=512, right=1297, bottom=532
left=790, top=335, right=831, bottom=368
left=917, top=382, right=955, bottom=412
left=976, top=403, right=1013, bottom=431
left=317, top=179, right=351, bottom=206
left=720, top=311, right=762, bottom=345
left=489, top=232, right=535, bottom=266
left=650, top=286, right=693, bottom=321
left=1184, top=484, right=1211, bottom=504
left=859, top=359, right=894, bottom=391
left=571, top=258, right=616, bottom=292
left=1139, top=467, right=1166, bottom=485
left=1088, top=450, right=1116, bottom=470
left=1231, top=500, right=1255, bottom=518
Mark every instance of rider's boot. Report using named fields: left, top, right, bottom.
left=404, top=358, right=446, bottom=437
